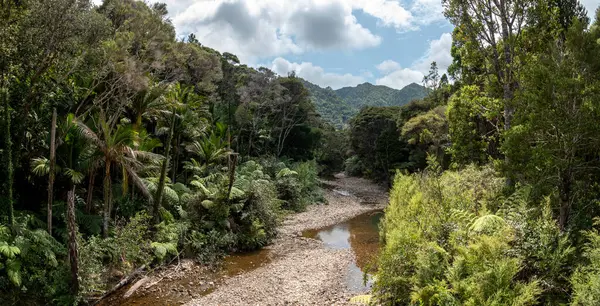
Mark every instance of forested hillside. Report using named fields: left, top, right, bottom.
left=303, top=80, right=429, bottom=128
left=336, top=82, right=428, bottom=109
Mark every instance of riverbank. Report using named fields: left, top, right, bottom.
left=101, top=174, right=388, bottom=305
left=186, top=174, right=388, bottom=305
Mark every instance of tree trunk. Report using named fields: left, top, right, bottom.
left=171, top=135, right=180, bottom=183
left=86, top=168, right=96, bottom=213
left=66, top=184, right=80, bottom=294
left=47, top=107, right=57, bottom=234
left=154, top=109, right=176, bottom=225
left=558, top=172, right=572, bottom=231
left=2, top=87, right=14, bottom=226
left=103, top=160, right=111, bottom=238
left=227, top=154, right=238, bottom=202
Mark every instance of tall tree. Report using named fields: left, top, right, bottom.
left=444, top=0, right=531, bottom=131
left=2, top=86, right=14, bottom=226
left=154, top=107, right=176, bottom=225
left=504, top=16, right=600, bottom=230
left=47, top=108, right=57, bottom=234
left=74, top=113, right=155, bottom=237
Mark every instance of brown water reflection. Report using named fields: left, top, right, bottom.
left=302, top=210, right=383, bottom=292
left=98, top=249, right=272, bottom=306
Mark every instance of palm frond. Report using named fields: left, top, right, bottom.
left=72, top=118, right=104, bottom=149
left=64, top=168, right=85, bottom=184
left=31, top=157, right=51, bottom=176
left=125, top=165, right=153, bottom=202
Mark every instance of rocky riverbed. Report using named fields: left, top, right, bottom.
left=100, top=174, right=388, bottom=306
left=186, top=174, right=388, bottom=305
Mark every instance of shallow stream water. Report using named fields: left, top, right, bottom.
left=302, top=210, right=383, bottom=292
left=100, top=210, right=383, bottom=305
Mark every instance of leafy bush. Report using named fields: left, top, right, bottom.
left=275, top=167, right=305, bottom=211
left=316, top=128, right=349, bottom=176
left=234, top=160, right=281, bottom=249
left=571, top=221, right=600, bottom=305
left=345, top=155, right=364, bottom=176
left=0, top=218, right=71, bottom=304
left=374, top=165, right=545, bottom=305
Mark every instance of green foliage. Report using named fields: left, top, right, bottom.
left=344, top=155, right=365, bottom=177
left=349, top=106, right=411, bottom=182
left=446, top=86, right=502, bottom=165
left=315, top=127, right=349, bottom=176
left=1, top=0, right=331, bottom=303
left=571, top=221, right=600, bottom=305
left=374, top=166, right=547, bottom=305
left=0, top=218, right=71, bottom=304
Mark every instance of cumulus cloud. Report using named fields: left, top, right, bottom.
left=376, top=68, right=425, bottom=89
left=171, top=0, right=389, bottom=63
left=284, top=1, right=381, bottom=50
left=376, top=60, right=401, bottom=74
left=376, top=32, right=452, bottom=89
left=122, top=0, right=448, bottom=63
left=350, top=0, right=414, bottom=29
left=271, top=57, right=364, bottom=89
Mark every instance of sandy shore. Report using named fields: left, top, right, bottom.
left=185, top=174, right=388, bottom=306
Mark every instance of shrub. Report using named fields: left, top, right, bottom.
left=293, top=160, right=325, bottom=204
left=345, top=155, right=364, bottom=176
left=0, top=218, right=71, bottom=304
left=275, top=167, right=305, bottom=211
left=374, top=165, right=544, bottom=305
left=571, top=221, right=600, bottom=305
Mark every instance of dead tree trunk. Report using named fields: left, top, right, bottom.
left=67, top=185, right=80, bottom=294
left=48, top=107, right=57, bottom=234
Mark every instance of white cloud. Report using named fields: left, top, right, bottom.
left=107, top=0, right=448, bottom=63
left=376, top=32, right=452, bottom=89
left=271, top=57, right=364, bottom=89
left=410, top=0, right=446, bottom=26
left=171, top=0, right=388, bottom=63
left=376, top=60, right=401, bottom=74
left=349, top=0, right=414, bottom=29
left=412, top=32, right=453, bottom=73
left=376, top=68, right=424, bottom=89
left=283, top=1, right=381, bottom=50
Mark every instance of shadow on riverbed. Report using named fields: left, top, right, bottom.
left=302, top=210, right=383, bottom=292
left=98, top=249, right=273, bottom=306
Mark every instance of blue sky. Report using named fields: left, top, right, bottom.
left=93, top=0, right=599, bottom=90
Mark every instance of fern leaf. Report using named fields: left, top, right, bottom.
left=470, top=214, right=507, bottom=235
left=276, top=168, right=298, bottom=179
left=31, top=157, right=51, bottom=176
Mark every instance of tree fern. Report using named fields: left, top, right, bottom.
left=469, top=214, right=507, bottom=235
left=276, top=168, right=298, bottom=179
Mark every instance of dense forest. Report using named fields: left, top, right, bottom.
left=2, top=0, right=600, bottom=305
left=0, top=0, right=329, bottom=303
left=361, top=0, right=600, bottom=305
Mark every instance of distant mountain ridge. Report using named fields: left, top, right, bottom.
left=302, top=80, right=429, bottom=128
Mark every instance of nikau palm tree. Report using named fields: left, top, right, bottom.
left=74, top=112, right=158, bottom=237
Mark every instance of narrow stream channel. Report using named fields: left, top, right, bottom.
left=100, top=210, right=383, bottom=305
